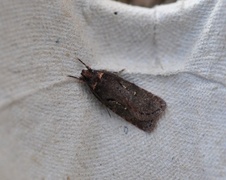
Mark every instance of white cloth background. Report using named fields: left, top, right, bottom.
left=0, top=0, right=226, bottom=179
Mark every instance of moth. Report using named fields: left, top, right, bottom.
left=68, top=59, right=166, bottom=132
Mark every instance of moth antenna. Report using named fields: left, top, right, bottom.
left=67, top=75, right=80, bottom=80
left=67, top=75, right=85, bottom=83
left=77, top=58, right=91, bottom=70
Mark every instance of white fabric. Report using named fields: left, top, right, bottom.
left=0, top=0, right=226, bottom=179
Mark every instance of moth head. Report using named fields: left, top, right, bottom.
left=81, top=69, right=95, bottom=80
left=81, top=69, right=104, bottom=90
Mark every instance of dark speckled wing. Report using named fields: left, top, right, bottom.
left=91, top=71, right=166, bottom=132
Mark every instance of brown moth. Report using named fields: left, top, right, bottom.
left=68, top=59, right=166, bottom=132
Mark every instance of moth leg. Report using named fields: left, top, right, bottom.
left=88, top=90, right=112, bottom=118
left=105, top=107, right=111, bottom=118
left=113, top=69, right=125, bottom=75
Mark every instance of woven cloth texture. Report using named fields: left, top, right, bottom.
left=0, top=0, right=226, bottom=179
